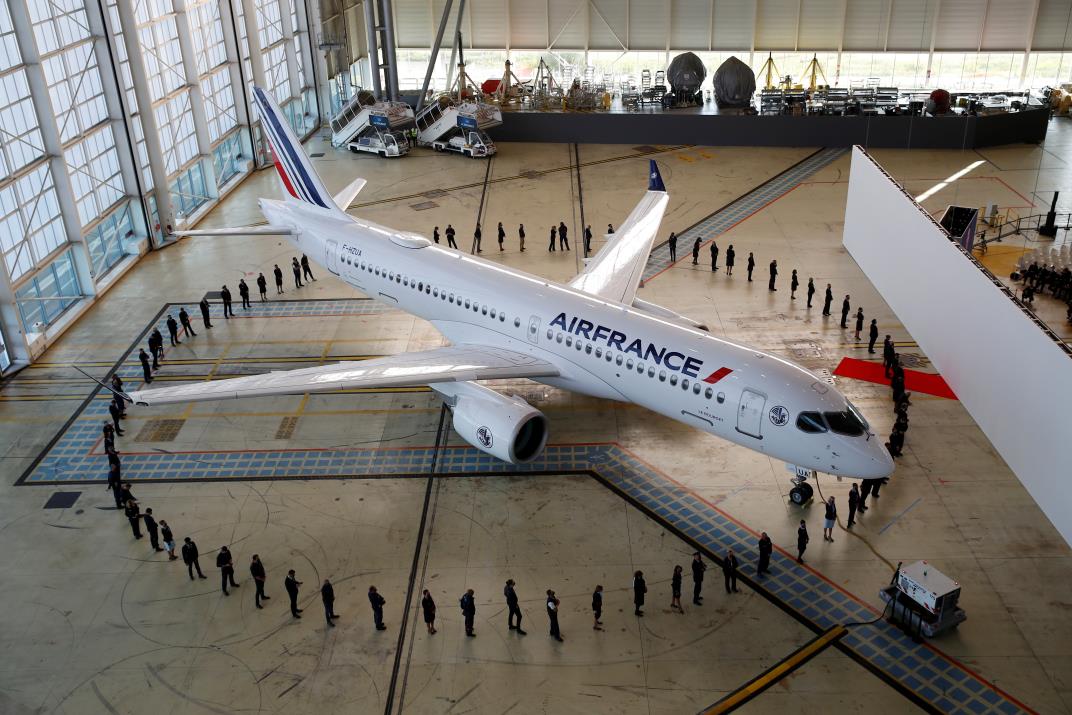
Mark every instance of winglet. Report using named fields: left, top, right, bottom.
left=648, top=160, right=666, bottom=192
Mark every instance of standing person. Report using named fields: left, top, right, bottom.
left=591, top=585, right=603, bottom=630
left=854, top=308, right=865, bottom=340
left=182, top=537, right=207, bottom=579
left=797, top=520, right=810, bottom=563
left=883, top=335, right=896, bottom=376
left=250, top=554, right=269, bottom=608
left=217, top=546, right=239, bottom=595
left=166, top=314, right=181, bottom=346
left=691, top=237, right=701, bottom=265
left=518, top=224, right=525, bottom=251
left=291, top=257, right=303, bottom=289
left=497, top=222, right=505, bottom=251
left=504, top=579, right=526, bottom=634
left=584, top=225, right=592, bottom=256
left=807, top=278, right=816, bottom=307
left=768, top=259, right=778, bottom=291
left=139, top=348, right=153, bottom=383
left=221, top=285, right=234, bottom=318
left=256, top=273, right=268, bottom=301
left=178, top=307, right=196, bottom=337
left=199, top=297, right=213, bottom=329
left=119, top=482, right=135, bottom=508
left=107, top=461, right=123, bottom=508
left=108, top=399, right=125, bottom=436
left=710, top=241, right=719, bottom=271
left=670, top=565, right=683, bottom=612
left=238, top=279, right=250, bottom=309
left=840, top=295, right=851, bottom=328
left=460, top=588, right=476, bottom=637
left=747, top=252, right=755, bottom=282
left=285, top=569, right=302, bottom=617
left=723, top=549, right=739, bottom=593
left=473, top=223, right=482, bottom=253
left=421, top=589, right=437, bottom=634
left=691, top=552, right=707, bottom=604
left=607, top=223, right=614, bottom=234
left=548, top=226, right=557, bottom=252
left=859, top=478, right=873, bottom=512
left=868, top=319, right=879, bottom=354
left=149, top=328, right=163, bottom=367
left=301, top=254, right=315, bottom=282
left=445, top=224, right=457, bottom=249
left=432, top=226, right=440, bottom=244
left=160, top=520, right=176, bottom=560
left=321, top=579, right=338, bottom=625
left=124, top=500, right=142, bottom=539
left=546, top=589, right=563, bottom=642
left=632, top=570, right=647, bottom=616
left=558, top=221, right=569, bottom=250
left=668, top=232, right=677, bottom=262
left=274, top=264, right=284, bottom=294
left=103, top=421, right=116, bottom=453
left=790, top=270, right=799, bottom=299
left=823, top=497, right=837, bottom=541
left=847, top=483, right=860, bottom=528
left=111, top=373, right=124, bottom=394
left=369, top=586, right=387, bottom=630
left=725, top=244, right=735, bottom=275
left=143, top=508, right=162, bottom=552
left=821, top=284, right=833, bottom=316
left=757, top=532, right=773, bottom=577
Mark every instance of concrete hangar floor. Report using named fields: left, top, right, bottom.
left=2, top=126, right=1071, bottom=715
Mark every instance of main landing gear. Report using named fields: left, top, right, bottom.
left=788, top=465, right=816, bottom=505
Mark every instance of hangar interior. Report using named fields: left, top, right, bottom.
left=1, top=1, right=1072, bottom=714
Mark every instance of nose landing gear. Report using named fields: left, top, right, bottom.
left=787, top=465, right=816, bottom=505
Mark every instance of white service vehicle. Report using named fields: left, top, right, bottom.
left=330, top=91, right=413, bottom=158
left=416, top=96, right=501, bottom=158
left=879, top=561, right=966, bottom=637
left=109, top=86, right=894, bottom=482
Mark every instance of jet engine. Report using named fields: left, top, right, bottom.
left=433, top=382, right=548, bottom=464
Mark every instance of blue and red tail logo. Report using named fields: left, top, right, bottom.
left=252, top=86, right=332, bottom=210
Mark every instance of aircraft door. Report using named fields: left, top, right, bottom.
left=527, top=315, right=540, bottom=345
left=736, top=388, right=766, bottom=439
left=326, top=239, right=339, bottom=275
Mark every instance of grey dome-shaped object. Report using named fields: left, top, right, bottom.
left=667, top=52, right=707, bottom=96
left=713, top=56, right=756, bottom=108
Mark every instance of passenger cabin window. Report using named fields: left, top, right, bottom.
left=796, top=412, right=827, bottom=433
left=670, top=374, right=678, bottom=386
left=692, top=383, right=701, bottom=394
left=824, top=411, right=865, bottom=436
left=717, top=392, right=725, bottom=403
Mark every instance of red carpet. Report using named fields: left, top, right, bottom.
left=833, top=357, right=957, bottom=400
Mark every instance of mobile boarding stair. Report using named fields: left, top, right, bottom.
left=330, top=91, right=415, bottom=158
left=414, top=96, right=502, bottom=158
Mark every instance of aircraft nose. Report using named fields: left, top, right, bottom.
left=853, top=437, right=895, bottom=479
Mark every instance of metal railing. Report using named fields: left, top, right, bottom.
left=975, top=210, right=1072, bottom=250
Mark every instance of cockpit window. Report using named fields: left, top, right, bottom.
left=823, top=410, right=866, bottom=436
left=796, top=412, right=827, bottom=433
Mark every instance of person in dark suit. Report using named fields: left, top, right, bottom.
left=691, top=552, right=706, bottom=604
left=119, top=482, right=135, bottom=508
left=291, top=257, right=303, bottom=288
left=868, top=320, right=879, bottom=354
left=166, top=314, right=180, bottom=345
left=238, top=279, right=250, bottom=309
left=546, top=589, right=562, bottom=641
left=139, top=348, right=153, bottom=383
left=518, top=224, right=525, bottom=251
left=768, top=260, right=778, bottom=291
left=584, top=225, right=592, bottom=255
left=723, top=550, right=740, bottom=593
left=504, top=579, right=526, bottom=634
left=691, top=237, right=701, bottom=265
left=497, top=222, right=506, bottom=251
left=823, top=284, right=833, bottom=315
left=178, top=307, right=196, bottom=337
left=301, top=254, right=315, bottom=281
left=445, top=224, right=457, bottom=248
left=473, top=223, right=482, bottom=253
left=142, top=508, right=162, bottom=551
left=460, top=588, right=476, bottom=636
left=217, top=546, right=239, bottom=595
left=883, top=336, right=896, bottom=376
left=160, top=520, right=176, bottom=560
left=421, top=589, right=437, bottom=634
left=548, top=226, right=557, bottom=252
left=807, top=278, right=815, bottom=307
left=108, top=399, right=125, bottom=435
left=757, top=532, right=772, bottom=576
left=285, top=569, right=302, bottom=616
left=274, top=264, right=284, bottom=294
left=199, top=297, right=213, bottom=328
left=558, top=221, right=569, bottom=250
left=790, top=270, right=799, bottom=299
left=107, top=461, right=123, bottom=508
left=854, top=308, right=865, bottom=340
left=670, top=565, right=683, bottom=611
left=220, top=285, right=234, bottom=318
left=797, top=520, right=810, bottom=563
left=149, top=328, right=163, bottom=367
left=369, top=585, right=386, bottom=630
left=124, top=500, right=142, bottom=539
left=710, top=241, right=719, bottom=271
left=591, top=585, right=603, bottom=630
left=725, top=245, right=735, bottom=275
left=257, top=273, right=267, bottom=301
left=321, top=579, right=338, bottom=625
left=847, top=483, right=860, bottom=528
left=840, top=295, right=851, bottom=328
left=747, top=252, right=755, bottom=281
left=632, top=570, right=647, bottom=616
left=182, top=537, right=207, bottom=579
left=250, top=554, right=269, bottom=608
left=432, top=226, right=440, bottom=244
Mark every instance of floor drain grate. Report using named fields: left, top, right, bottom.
left=276, top=416, right=299, bottom=439
left=44, top=492, right=80, bottom=509
left=410, top=201, right=438, bottom=211
left=135, top=419, right=186, bottom=442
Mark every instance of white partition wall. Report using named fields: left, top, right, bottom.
left=842, top=146, right=1072, bottom=546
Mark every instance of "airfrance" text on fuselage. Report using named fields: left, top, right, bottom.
left=549, top=312, right=703, bottom=378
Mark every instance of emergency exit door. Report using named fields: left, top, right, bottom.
left=326, top=239, right=339, bottom=274
left=736, top=388, right=766, bottom=439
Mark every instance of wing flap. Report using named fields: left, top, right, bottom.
left=126, top=345, right=557, bottom=406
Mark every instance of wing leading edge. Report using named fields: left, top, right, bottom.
left=125, top=345, right=558, bottom=406
left=568, top=160, right=670, bottom=305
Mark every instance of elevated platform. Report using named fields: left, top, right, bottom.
left=487, top=107, right=1051, bottom=148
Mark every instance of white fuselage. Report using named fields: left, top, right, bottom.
left=266, top=199, right=894, bottom=479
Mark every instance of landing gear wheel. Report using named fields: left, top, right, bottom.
left=789, top=483, right=814, bottom=505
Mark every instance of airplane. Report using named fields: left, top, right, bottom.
left=100, top=86, right=894, bottom=497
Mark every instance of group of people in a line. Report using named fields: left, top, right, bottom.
left=1017, top=261, right=1072, bottom=323
left=882, top=336, right=912, bottom=459
left=432, top=222, right=608, bottom=257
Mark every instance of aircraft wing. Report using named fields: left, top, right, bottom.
left=568, top=160, right=670, bottom=305
left=124, top=345, right=558, bottom=406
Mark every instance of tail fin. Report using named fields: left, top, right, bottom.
left=252, top=86, right=336, bottom=212
left=648, top=160, right=666, bottom=192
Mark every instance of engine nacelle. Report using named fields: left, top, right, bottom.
left=432, top=382, right=548, bottom=464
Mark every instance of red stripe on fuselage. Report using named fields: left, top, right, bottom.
left=703, top=367, right=733, bottom=384
left=269, top=144, right=298, bottom=199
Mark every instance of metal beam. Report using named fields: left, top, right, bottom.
left=378, top=0, right=400, bottom=99
left=417, top=0, right=455, bottom=111
left=363, top=0, right=382, bottom=97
